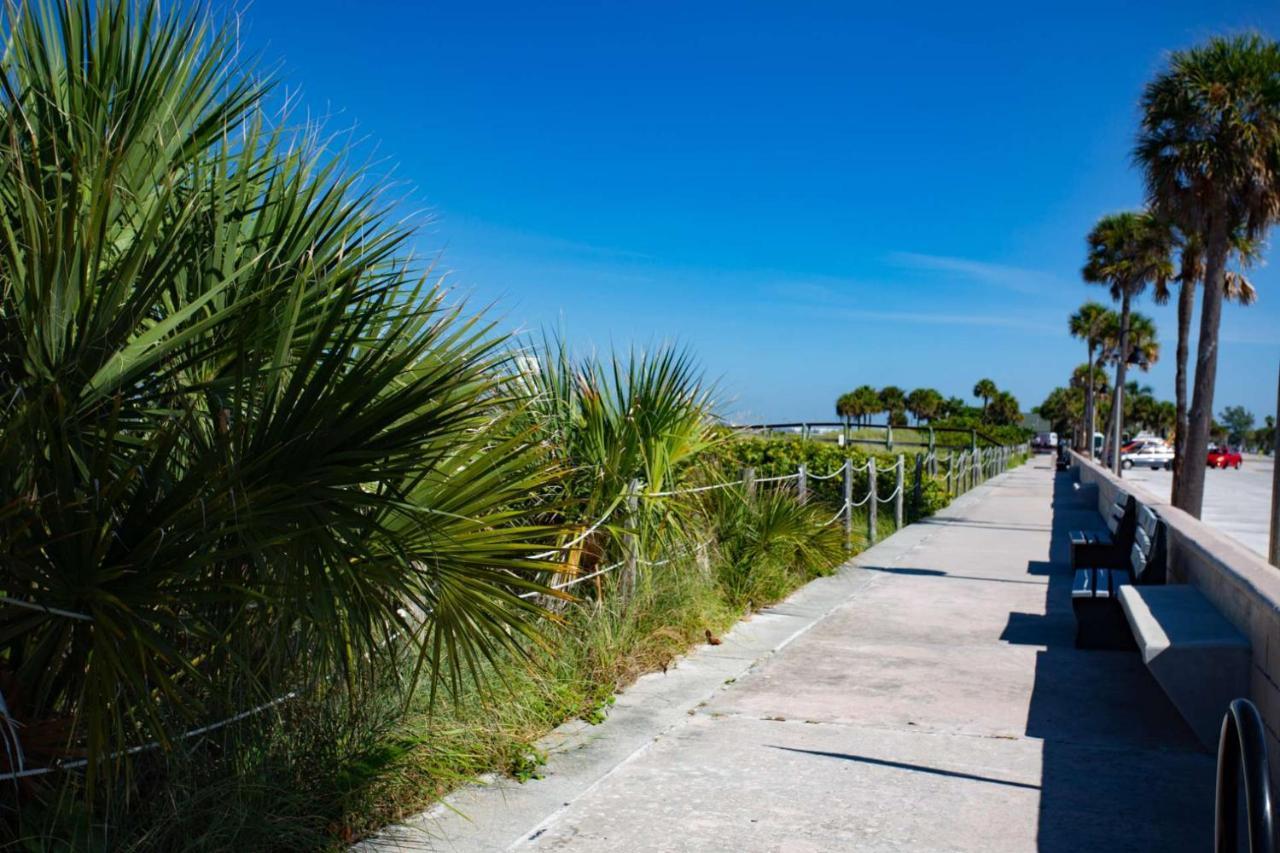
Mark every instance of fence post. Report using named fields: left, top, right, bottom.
left=743, top=466, right=756, bottom=500
left=868, top=457, right=878, bottom=545
left=797, top=463, right=808, bottom=504
left=913, top=453, right=923, bottom=519
left=842, top=459, right=853, bottom=552
left=973, top=449, right=981, bottom=486
left=624, top=479, right=640, bottom=601
left=895, top=454, right=904, bottom=530
left=947, top=452, right=954, bottom=496
left=886, top=423, right=893, bottom=451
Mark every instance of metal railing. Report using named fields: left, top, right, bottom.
left=1216, top=698, right=1276, bottom=853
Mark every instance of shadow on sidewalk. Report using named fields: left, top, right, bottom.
left=1016, top=465, right=1212, bottom=852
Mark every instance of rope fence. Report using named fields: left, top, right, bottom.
left=1, top=440, right=1028, bottom=785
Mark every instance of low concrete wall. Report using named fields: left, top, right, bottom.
left=1070, top=452, right=1280, bottom=759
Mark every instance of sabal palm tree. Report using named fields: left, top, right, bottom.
left=0, top=0, right=565, bottom=797
left=988, top=391, right=1022, bottom=427
left=1136, top=33, right=1280, bottom=516
left=973, top=378, right=997, bottom=415
left=1070, top=362, right=1109, bottom=449
left=879, top=386, right=907, bottom=426
left=1082, top=211, right=1173, bottom=474
left=850, top=384, right=880, bottom=426
left=1068, top=302, right=1116, bottom=453
left=1155, top=228, right=1259, bottom=501
left=906, top=388, right=942, bottom=424
left=835, top=392, right=857, bottom=429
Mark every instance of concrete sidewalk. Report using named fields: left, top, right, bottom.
left=368, top=458, right=1214, bottom=852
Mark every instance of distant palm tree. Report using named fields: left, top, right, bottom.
left=1068, top=302, right=1115, bottom=453
left=1070, top=362, right=1109, bottom=449
left=835, top=392, right=857, bottom=429
left=1136, top=34, right=1280, bottom=516
left=880, top=386, right=907, bottom=425
left=973, top=378, right=997, bottom=415
left=988, top=391, right=1022, bottom=427
left=1082, top=211, right=1172, bottom=474
left=851, top=384, right=881, bottom=426
left=906, top=388, right=942, bottom=424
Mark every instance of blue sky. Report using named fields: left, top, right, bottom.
left=230, top=0, right=1280, bottom=424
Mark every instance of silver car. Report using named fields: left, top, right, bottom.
left=1121, top=441, right=1174, bottom=470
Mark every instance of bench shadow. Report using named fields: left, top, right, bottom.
left=1023, top=467, right=1213, bottom=852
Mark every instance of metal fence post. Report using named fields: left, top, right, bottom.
left=797, top=463, right=808, bottom=505
left=743, top=466, right=756, bottom=500
left=868, top=457, right=878, bottom=545
left=895, top=454, right=904, bottom=530
left=842, top=458, right=853, bottom=552
left=624, top=479, right=639, bottom=600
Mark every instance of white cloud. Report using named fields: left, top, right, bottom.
left=887, top=251, right=1061, bottom=295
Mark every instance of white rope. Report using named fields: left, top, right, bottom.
left=645, top=480, right=740, bottom=498
left=0, top=692, right=299, bottom=783
left=876, top=482, right=904, bottom=502
left=751, top=473, right=801, bottom=485
left=816, top=503, right=847, bottom=527
left=848, top=490, right=874, bottom=508
left=0, top=597, right=92, bottom=622
left=517, top=560, right=627, bottom=599
left=806, top=467, right=844, bottom=480
left=637, top=539, right=713, bottom=568
left=528, top=495, right=625, bottom=560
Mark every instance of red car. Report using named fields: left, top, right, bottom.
left=1207, top=446, right=1243, bottom=469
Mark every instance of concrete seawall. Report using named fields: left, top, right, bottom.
left=1070, top=452, right=1280, bottom=766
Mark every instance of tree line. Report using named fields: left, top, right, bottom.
left=835, top=379, right=1022, bottom=428
left=1044, top=34, right=1279, bottom=516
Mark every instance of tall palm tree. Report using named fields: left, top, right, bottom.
left=1156, top=228, right=1258, bottom=502
left=1136, top=34, right=1280, bottom=516
left=973, top=378, right=997, bottom=416
left=1068, top=303, right=1116, bottom=453
left=1082, top=212, right=1173, bottom=474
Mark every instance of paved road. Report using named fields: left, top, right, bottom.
left=371, top=459, right=1213, bottom=852
left=1119, top=453, right=1273, bottom=558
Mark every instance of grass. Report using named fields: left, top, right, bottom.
left=7, top=455, right=1022, bottom=851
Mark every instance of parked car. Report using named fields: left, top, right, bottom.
left=1121, top=441, right=1174, bottom=470
left=1207, top=445, right=1243, bottom=469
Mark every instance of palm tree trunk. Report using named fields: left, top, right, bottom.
left=1111, top=293, right=1131, bottom=476
left=1084, top=342, right=1096, bottom=456
left=1171, top=275, right=1195, bottom=503
left=1177, top=224, right=1231, bottom=518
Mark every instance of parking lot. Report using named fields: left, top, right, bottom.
left=1120, top=453, right=1274, bottom=558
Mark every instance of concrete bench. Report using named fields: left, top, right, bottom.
left=1071, top=505, right=1165, bottom=650
left=1069, top=489, right=1136, bottom=570
left=1117, top=584, right=1251, bottom=749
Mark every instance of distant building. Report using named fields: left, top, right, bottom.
left=1020, top=412, right=1050, bottom=433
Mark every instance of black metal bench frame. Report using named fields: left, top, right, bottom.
left=1072, top=504, right=1166, bottom=650
left=1069, top=490, right=1137, bottom=570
